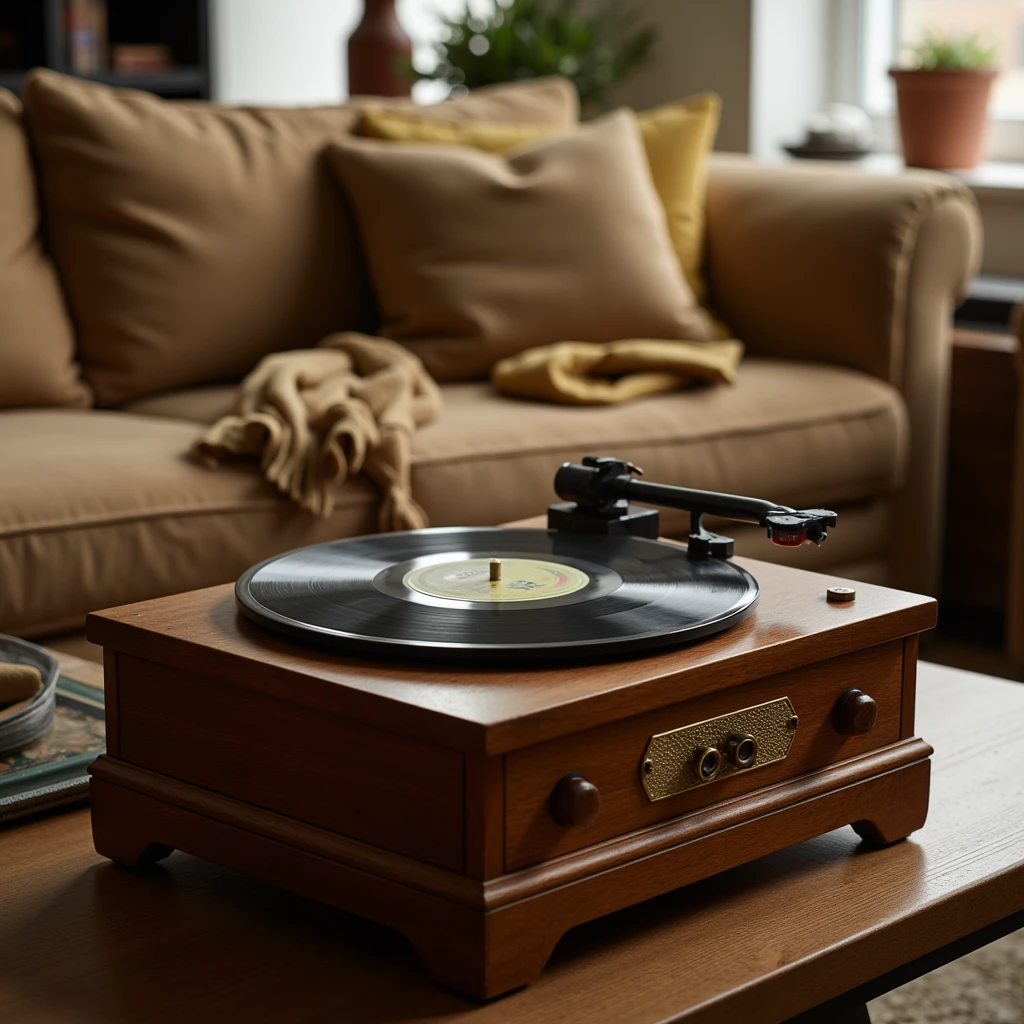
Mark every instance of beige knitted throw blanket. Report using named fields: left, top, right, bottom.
left=193, top=333, right=443, bottom=530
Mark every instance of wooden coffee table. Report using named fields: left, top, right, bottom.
left=1, top=657, right=1021, bottom=1023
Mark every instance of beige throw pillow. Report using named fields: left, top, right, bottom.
left=22, top=72, right=578, bottom=406
left=0, top=90, right=90, bottom=409
left=326, top=109, right=713, bottom=381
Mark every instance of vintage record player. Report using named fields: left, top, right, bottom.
left=86, top=457, right=935, bottom=998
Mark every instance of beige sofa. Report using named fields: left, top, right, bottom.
left=0, top=74, right=982, bottom=646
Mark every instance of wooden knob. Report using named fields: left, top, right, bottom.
left=833, top=689, right=878, bottom=736
left=549, top=773, right=601, bottom=828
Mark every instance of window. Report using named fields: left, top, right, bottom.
left=862, top=0, right=1024, bottom=119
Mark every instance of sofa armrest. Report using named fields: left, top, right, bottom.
left=705, top=155, right=982, bottom=596
left=705, top=154, right=981, bottom=381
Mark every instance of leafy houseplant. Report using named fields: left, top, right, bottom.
left=413, top=0, right=656, bottom=115
left=889, top=29, right=999, bottom=169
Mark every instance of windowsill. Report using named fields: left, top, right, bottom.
left=840, top=153, right=1024, bottom=199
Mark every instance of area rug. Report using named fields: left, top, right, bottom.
left=870, top=928, right=1024, bottom=1023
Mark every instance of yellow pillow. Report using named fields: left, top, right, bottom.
left=357, top=111, right=565, bottom=153
left=359, top=93, right=721, bottom=307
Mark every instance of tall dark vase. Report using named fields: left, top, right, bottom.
left=347, top=0, right=413, bottom=97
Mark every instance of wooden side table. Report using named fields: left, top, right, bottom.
left=1, top=660, right=1022, bottom=1023
left=943, top=328, right=1019, bottom=620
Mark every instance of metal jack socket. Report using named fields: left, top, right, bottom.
left=693, top=746, right=723, bottom=782
left=725, top=732, right=759, bottom=769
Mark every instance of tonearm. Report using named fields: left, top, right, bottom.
left=548, top=456, right=837, bottom=561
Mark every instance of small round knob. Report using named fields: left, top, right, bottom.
left=833, top=689, right=877, bottom=736
left=549, top=773, right=601, bottom=827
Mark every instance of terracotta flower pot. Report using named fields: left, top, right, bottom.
left=889, top=68, right=996, bottom=169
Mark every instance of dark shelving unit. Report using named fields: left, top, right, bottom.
left=0, top=0, right=211, bottom=99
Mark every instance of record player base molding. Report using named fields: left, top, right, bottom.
left=89, top=742, right=931, bottom=999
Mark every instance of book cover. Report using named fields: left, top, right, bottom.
left=0, top=674, right=104, bottom=824
left=68, top=0, right=107, bottom=75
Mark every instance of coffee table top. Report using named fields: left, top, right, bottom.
left=2, top=659, right=1022, bottom=1024
left=86, top=547, right=934, bottom=754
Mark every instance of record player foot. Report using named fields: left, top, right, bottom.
left=405, top=919, right=559, bottom=1000
left=89, top=768, right=176, bottom=868
left=93, top=831, right=174, bottom=869
left=847, top=745, right=932, bottom=848
left=850, top=818, right=913, bottom=847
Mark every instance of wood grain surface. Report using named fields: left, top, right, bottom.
left=85, top=735, right=930, bottom=997
left=115, top=655, right=465, bottom=871
left=1, top=663, right=1020, bottom=1023
left=464, top=752, right=504, bottom=880
left=504, top=640, right=905, bottom=869
left=85, top=551, right=935, bottom=755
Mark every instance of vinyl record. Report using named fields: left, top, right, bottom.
left=235, top=528, right=759, bottom=660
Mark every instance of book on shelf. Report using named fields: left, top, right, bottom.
left=0, top=30, right=20, bottom=70
left=67, top=0, right=107, bottom=75
left=111, top=44, right=174, bottom=74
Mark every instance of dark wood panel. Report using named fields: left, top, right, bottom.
left=115, top=655, right=465, bottom=871
left=464, top=753, right=504, bottom=879
left=504, top=641, right=903, bottom=870
left=101, top=648, right=119, bottom=757
left=943, top=329, right=1019, bottom=613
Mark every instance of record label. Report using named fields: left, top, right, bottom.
left=403, top=558, right=590, bottom=603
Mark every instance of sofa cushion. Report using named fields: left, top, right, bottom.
left=410, top=358, right=907, bottom=530
left=0, top=90, right=90, bottom=409
left=326, top=109, right=712, bottom=381
left=123, top=360, right=906, bottom=523
left=0, top=410, right=379, bottom=638
left=22, top=72, right=578, bottom=406
left=6, top=359, right=905, bottom=638
left=121, top=386, right=240, bottom=424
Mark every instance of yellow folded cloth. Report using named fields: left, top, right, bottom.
left=193, top=333, right=443, bottom=529
left=0, top=663, right=42, bottom=715
left=491, top=339, right=744, bottom=405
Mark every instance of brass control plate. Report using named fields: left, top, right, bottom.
left=641, top=697, right=797, bottom=801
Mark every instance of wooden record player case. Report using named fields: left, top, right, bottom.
left=86, top=555, right=935, bottom=999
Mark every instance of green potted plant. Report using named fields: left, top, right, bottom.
left=412, top=0, right=656, bottom=115
left=889, top=29, right=999, bottom=169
